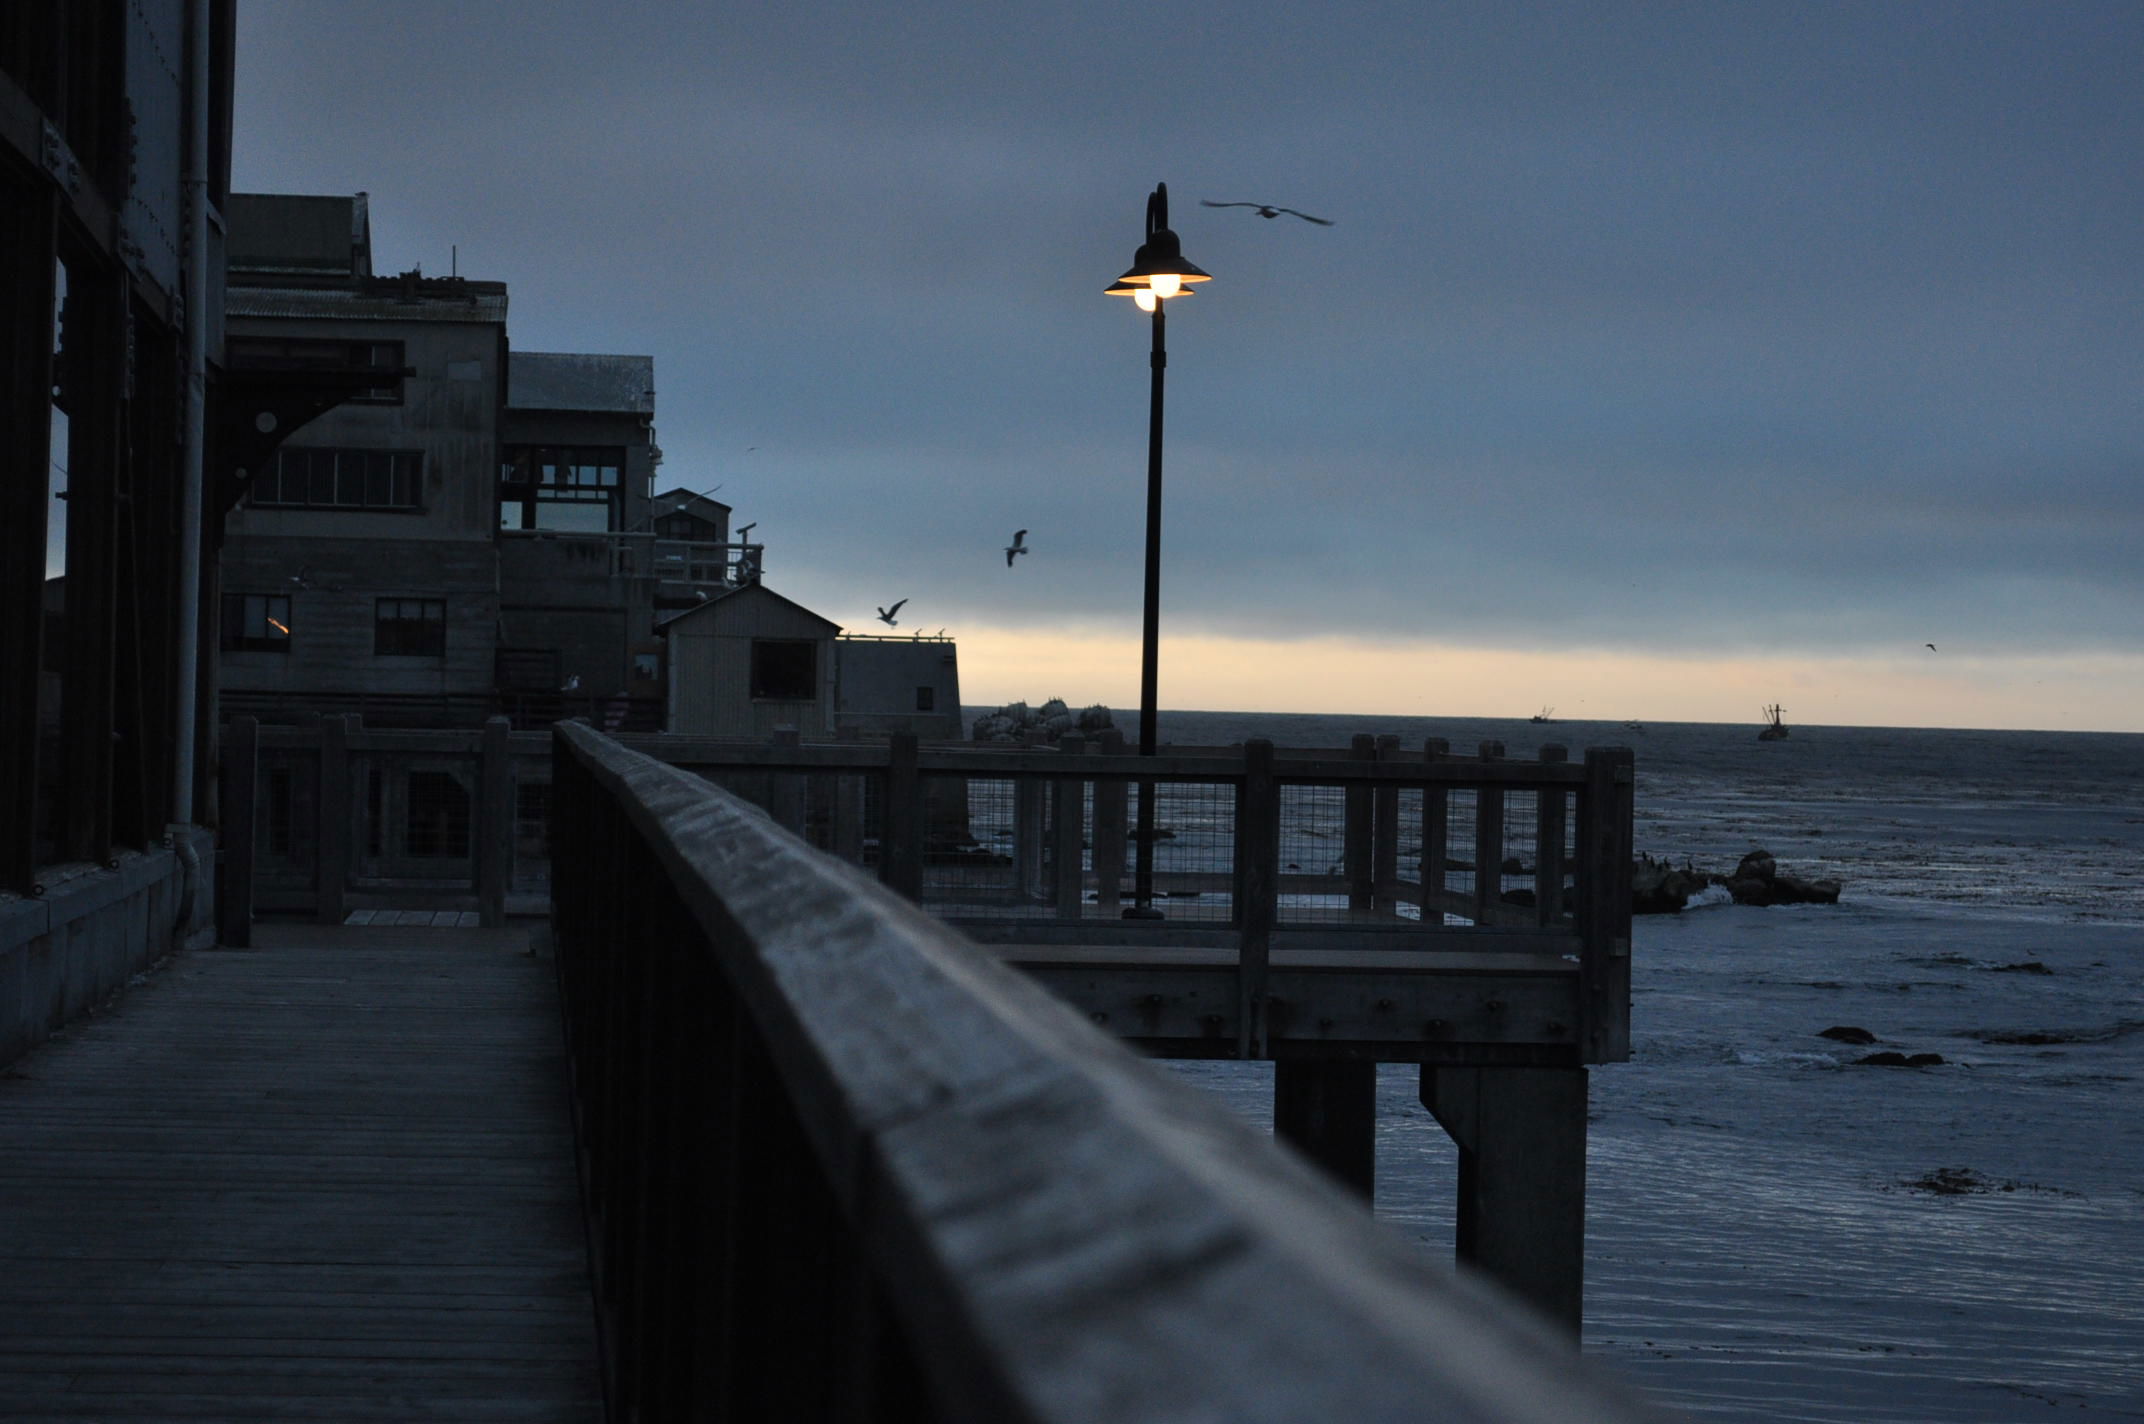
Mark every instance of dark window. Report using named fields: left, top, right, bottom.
left=499, top=445, right=625, bottom=532
left=750, top=639, right=816, bottom=701
left=915, top=685, right=935, bottom=712
left=220, top=592, right=292, bottom=652
left=632, top=652, right=660, bottom=682
left=252, top=448, right=421, bottom=510
left=374, top=598, right=446, bottom=656
left=405, top=771, right=470, bottom=858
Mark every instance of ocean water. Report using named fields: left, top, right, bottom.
left=1079, top=711, right=2144, bottom=1421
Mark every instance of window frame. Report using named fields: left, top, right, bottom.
left=498, top=444, right=627, bottom=532
left=373, top=597, right=447, bottom=658
left=252, top=447, right=423, bottom=512
left=749, top=639, right=818, bottom=701
left=220, top=592, right=293, bottom=653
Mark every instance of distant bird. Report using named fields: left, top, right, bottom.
left=1005, top=529, right=1028, bottom=567
left=877, top=599, right=907, bottom=626
left=1200, top=200, right=1333, bottom=225
left=1926, top=643, right=1937, bottom=651
left=560, top=675, right=580, bottom=692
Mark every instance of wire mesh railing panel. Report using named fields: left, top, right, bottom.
left=1132, top=780, right=1236, bottom=924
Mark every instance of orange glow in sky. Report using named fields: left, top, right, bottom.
left=947, top=625, right=2144, bottom=734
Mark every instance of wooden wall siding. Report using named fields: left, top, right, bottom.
left=222, top=318, right=502, bottom=542
left=219, top=537, right=500, bottom=699
left=669, top=589, right=841, bottom=737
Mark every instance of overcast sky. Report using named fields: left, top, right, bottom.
left=234, top=2, right=2144, bottom=730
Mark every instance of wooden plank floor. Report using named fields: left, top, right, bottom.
left=0, top=925, right=603, bottom=1421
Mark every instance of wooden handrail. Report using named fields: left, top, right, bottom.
left=549, top=721, right=1666, bottom=1422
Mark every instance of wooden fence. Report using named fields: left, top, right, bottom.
left=548, top=721, right=1666, bottom=1422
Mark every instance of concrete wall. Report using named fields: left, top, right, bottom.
left=223, top=317, right=505, bottom=543
left=834, top=639, right=964, bottom=739
left=0, top=826, right=216, bottom=1068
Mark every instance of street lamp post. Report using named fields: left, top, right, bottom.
left=1107, top=183, right=1211, bottom=918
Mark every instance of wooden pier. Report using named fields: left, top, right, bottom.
left=217, top=717, right=1634, bottom=1336
left=0, top=925, right=602, bottom=1420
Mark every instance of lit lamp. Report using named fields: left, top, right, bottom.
left=1106, top=183, right=1210, bottom=918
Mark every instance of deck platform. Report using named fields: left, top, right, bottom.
left=0, top=925, right=601, bottom=1421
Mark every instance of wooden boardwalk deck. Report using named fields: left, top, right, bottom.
left=0, top=925, right=602, bottom=1421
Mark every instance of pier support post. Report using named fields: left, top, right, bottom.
left=1419, top=1064, right=1587, bottom=1336
left=1274, top=1059, right=1377, bottom=1200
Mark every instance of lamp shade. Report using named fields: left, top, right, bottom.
left=1108, top=182, right=1213, bottom=290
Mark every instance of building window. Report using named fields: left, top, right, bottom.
left=750, top=639, right=816, bottom=701
left=253, top=448, right=422, bottom=510
left=632, top=652, right=660, bottom=682
left=915, top=685, right=935, bottom=712
left=221, top=593, right=292, bottom=652
left=375, top=598, right=446, bottom=657
left=499, top=445, right=625, bottom=532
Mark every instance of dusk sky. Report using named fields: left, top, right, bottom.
left=233, top=2, right=2143, bottom=731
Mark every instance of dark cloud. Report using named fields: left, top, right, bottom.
left=236, top=1, right=2144, bottom=667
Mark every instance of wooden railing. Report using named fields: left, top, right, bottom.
left=549, top=722, right=1666, bottom=1422
left=636, top=729, right=1634, bottom=1064
left=217, top=715, right=550, bottom=941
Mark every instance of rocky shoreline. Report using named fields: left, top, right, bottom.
left=1632, top=847, right=1841, bottom=914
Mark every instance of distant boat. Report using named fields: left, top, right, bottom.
left=1531, top=706, right=1555, bottom=723
left=1623, top=719, right=1646, bottom=733
left=1758, top=704, right=1789, bottom=741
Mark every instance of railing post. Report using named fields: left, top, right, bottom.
left=1578, top=746, right=1635, bottom=1061
left=1052, top=734, right=1086, bottom=919
left=218, top=716, right=257, bottom=948
left=768, top=725, right=804, bottom=837
left=477, top=715, right=512, bottom=928
left=1014, top=758, right=1044, bottom=902
left=1237, top=739, right=1279, bottom=1058
left=1534, top=744, right=1568, bottom=926
left=1092, top=729, right=1127, bottom=917
left=1420, top=737, right=1449, bottom=921
left=315, top=714, right=352, bottom=925
left=1373, top=733, right=1400, bottom=915
left=1344, top=732, right=1375, bottom=913
left=881, top=732, right=922, bottom=902
left=1472, top=739, right=1505, bottom=923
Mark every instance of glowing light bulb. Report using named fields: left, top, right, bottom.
left=1147, top=272, right=1182, bottom=299
left=1134, top=289, right=1159, bottom=312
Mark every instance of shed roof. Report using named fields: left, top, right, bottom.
left=656, top=582, right=841, bottom=636
left=509, top=352, right=655, bottom=414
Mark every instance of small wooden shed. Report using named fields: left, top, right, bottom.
left=660, top=583, right=839, bottom=736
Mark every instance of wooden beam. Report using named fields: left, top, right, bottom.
left=0, top=173, right=57, bottom=891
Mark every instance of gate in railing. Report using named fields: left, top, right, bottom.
left=548, top=722, right=1664, bottom=1422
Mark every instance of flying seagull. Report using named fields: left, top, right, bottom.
left=1200, top=200, right=1333, bottom=225
left=1926, top=643, right=1937, bottom=651
left=1005, top=529, right=1028, bottom=567
left=877, top=599, right=907, bottom=626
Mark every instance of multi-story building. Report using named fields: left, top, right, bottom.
left=219, top=193, right=512, bottom=726
left=216, top=193, right=744, bottom=730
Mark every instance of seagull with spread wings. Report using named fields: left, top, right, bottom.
left=1200, top=200, right=1333, bottom=225
left=1005, top=529, right=1029, bottom=567
left=877, top=599, right=906, bottom=627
